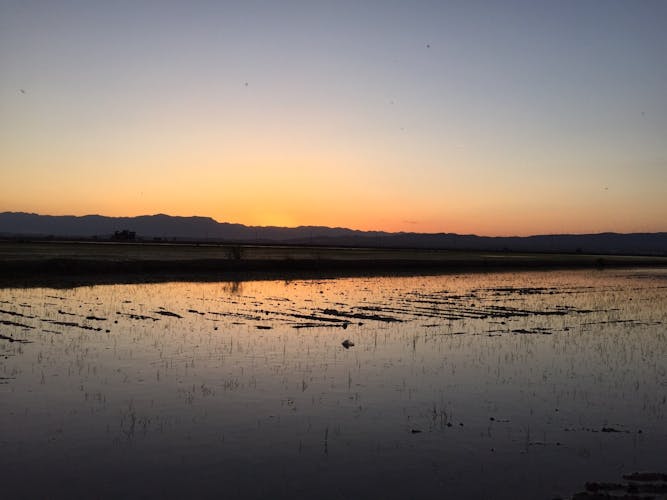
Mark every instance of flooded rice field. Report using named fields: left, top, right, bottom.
left=1, top=269, right=666, bottom=499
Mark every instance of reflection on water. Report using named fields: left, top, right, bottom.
left=1, top=270, right=666, bottom=499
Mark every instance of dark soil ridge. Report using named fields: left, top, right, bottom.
left=568, top=471, right=667, bottom=499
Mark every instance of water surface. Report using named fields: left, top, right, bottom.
left=1, top=269, right=666, bottom=499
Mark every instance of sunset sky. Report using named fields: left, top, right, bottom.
left=1, top=1, right=665, bottom=236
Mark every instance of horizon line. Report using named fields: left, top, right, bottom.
left=2, top=211, right=666, bottom=239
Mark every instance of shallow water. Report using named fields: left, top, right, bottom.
left=1, top=269, right=666, bottom=499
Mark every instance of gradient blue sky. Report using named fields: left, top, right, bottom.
left=1, top=0, right=666, bottom=235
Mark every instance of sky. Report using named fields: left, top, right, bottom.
left=1, top=1, right=666, bottom=236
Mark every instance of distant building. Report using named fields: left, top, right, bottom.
left=112, top=230, right=136, bottom=241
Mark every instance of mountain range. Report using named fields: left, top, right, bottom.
left=1, top=212, right=666, bottom=256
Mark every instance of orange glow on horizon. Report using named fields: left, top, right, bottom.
left=2, top=201, right=664, bottom=237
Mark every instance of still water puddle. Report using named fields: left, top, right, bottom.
left=1, top=270, right=666, bottom=499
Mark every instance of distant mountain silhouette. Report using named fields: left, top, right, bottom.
left=1, top=212, right=666, bottom=255
left=0, top=212, right=383, bottom=241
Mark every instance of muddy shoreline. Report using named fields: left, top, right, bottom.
left=2, top=253, right=667, bottom=289
left=2, top=240, right=666, bottom=288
